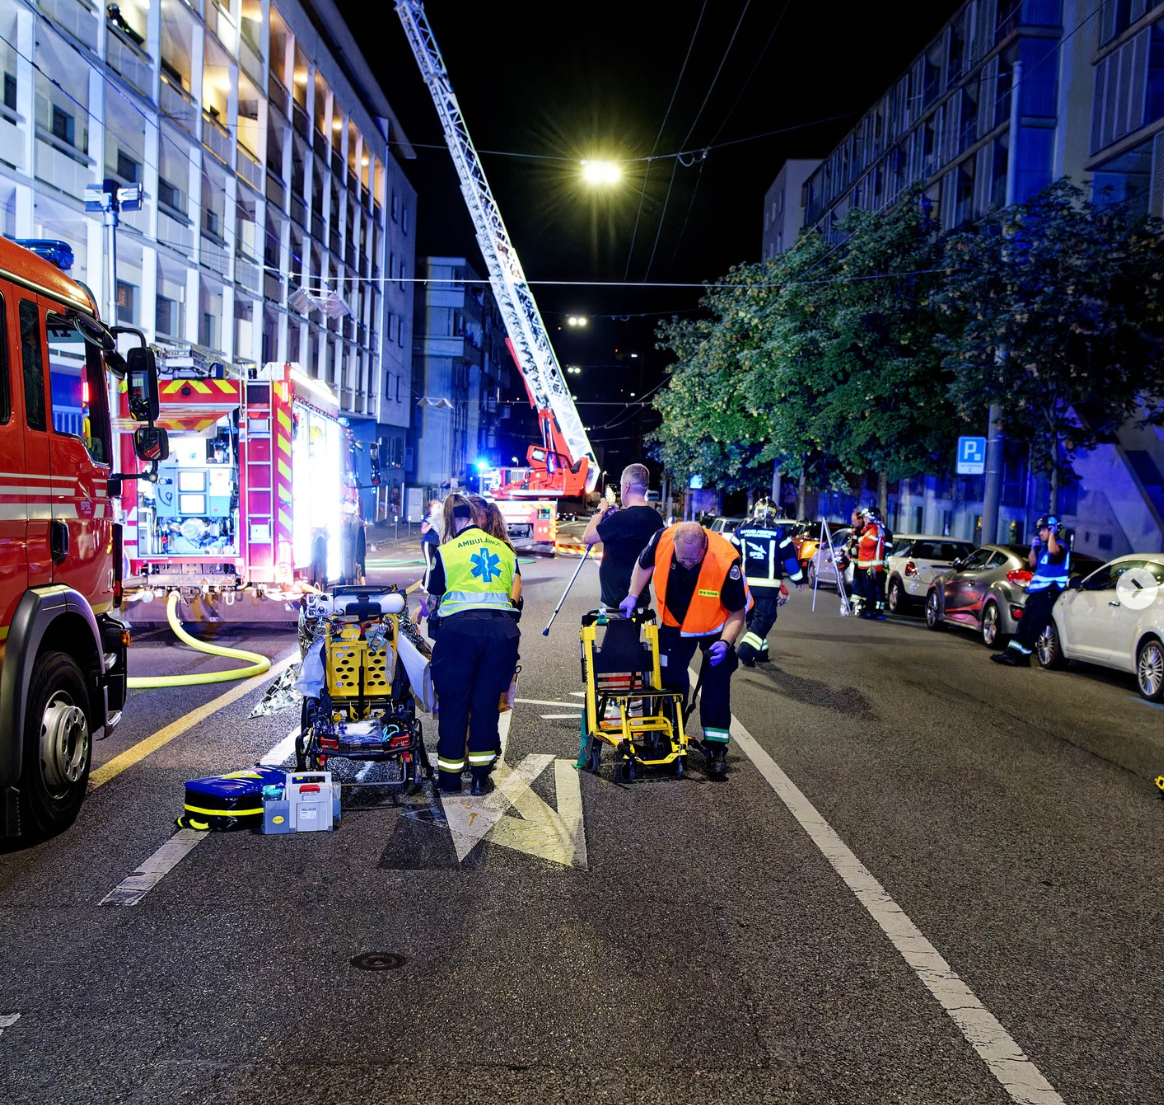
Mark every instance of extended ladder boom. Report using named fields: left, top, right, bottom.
left=395, top=1, right=598, bottom=494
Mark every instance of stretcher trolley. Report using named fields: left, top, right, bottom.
left=295, top=586, right=433, bottom=790
left=578, top=609, right=688, bottom=782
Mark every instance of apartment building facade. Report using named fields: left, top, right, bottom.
left=0, top=0, right=416, bottom=521
left=410, top=256, right=512, bottom=500
left=765, top=0, right=1164, bottom=556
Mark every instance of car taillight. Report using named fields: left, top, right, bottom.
left=904, top=560, right=918, bottom=577
left=1006, top=570, right=1032, bottom=586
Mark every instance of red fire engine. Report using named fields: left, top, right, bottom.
left=0, top=236, right=165, bottom=838
left=117, top=358, right=364, bottom=621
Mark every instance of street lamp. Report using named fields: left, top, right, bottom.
left=580, top=159, right=621, bottom=185
left=566, top=315, right=588, bottom=327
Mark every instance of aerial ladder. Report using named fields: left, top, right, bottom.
left=395, top=1, right=599, bottom=500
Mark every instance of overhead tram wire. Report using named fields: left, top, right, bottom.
left=644, top=0, right=754, bottom=283
left=667, top=0, right=793, bottom=267
left=622, top=0, right=710, bottom=283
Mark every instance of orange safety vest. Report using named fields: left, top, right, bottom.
left=654, top=527, right=747, bottom=635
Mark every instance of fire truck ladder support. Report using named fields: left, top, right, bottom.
left=395, top=0, right=598, bottom=493
left=126, top=593, right=272, bottom=689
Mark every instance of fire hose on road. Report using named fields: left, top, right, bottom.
left=126, top=592, right=272, bottom=690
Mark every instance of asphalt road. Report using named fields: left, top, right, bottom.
left=1, top=549, right=1162, bottom=1105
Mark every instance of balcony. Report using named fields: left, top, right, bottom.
left=266, top=170, right=286, bottom=208
left=37, top=0, right=98, bottom=48
left=292, top=104, right=308, bottom=140
left=159, top=75, right=197, bottom=131
left=236, top=257, right=260, bottom=294
left=35, top=134, right=92, bottom=199
left=263, top=271, right=283, bottom=303
left=237, top=142, right=263, bottom=191
left=0, top=114, right=25, bottom=171
left=239, top=35, right=262, bottom=85
left=290, top=193, right=306, bottom=228
left=268, top=73, right=290, bottom=118
left=202, top=110, right=231, bottom=164
left=107, top=26, right=153, bottom=98
left=158, top=208, right=194, bottom=252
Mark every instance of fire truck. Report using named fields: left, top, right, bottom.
left=0, top=236, right=165, bottom=838
left=397, top=2, right=599, bottom=529
left=118, top=356, right=364, bottom=621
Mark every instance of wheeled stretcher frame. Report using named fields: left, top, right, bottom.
left=578, top=609, right=688, bottom=782
left=295, top=586, right=433, bottom=790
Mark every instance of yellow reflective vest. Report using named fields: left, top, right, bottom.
left=437, top=527, right=517, bottom=617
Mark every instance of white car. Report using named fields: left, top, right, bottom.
left=1036, top=553, right=1164, bottom=701
left=885, top=535, right=975, bottom=615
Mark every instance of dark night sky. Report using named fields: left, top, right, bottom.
left=338, top=1, right=964, bottom=467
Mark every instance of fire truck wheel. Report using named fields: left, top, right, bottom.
left=22, top=652, right=92, bottom=837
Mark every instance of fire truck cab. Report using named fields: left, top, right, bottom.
left=0, top=236, right=164, bottom=838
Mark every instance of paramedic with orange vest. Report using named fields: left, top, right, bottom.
left=619, top=522, right=748, bottom=780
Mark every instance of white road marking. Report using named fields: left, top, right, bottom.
left=99, top=830, right=206, bottom=906
left=515, top=697, right=584, bottom=708
left=259, top=725, right=301, bottom=766
left=568, top=691, right=585, bottom=698
left=101, top=723, right=300, bottom=907
left=729, top=717, right=1064, bottom=1105
left=441, top=753, right=587, bottom=868
left=0, top=1012, right=20, bottom=1037
left=540, top=713, right=583, bottom=719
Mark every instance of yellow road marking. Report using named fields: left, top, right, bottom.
left=88, top=653, right=297, bottom=792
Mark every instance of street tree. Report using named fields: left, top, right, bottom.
left=938, top=180, right=1164, bottom=506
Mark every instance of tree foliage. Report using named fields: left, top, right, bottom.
left=653, top=179, right=1164, bottom=501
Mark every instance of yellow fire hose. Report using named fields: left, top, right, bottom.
left=126, top=592, right=272, bottom=689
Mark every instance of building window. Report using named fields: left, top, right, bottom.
left=116, top=149, right=141, bottom=184
left=201, top=311, right=216, bottom=349
left=399, top=262, right=406, bottom=291
left=398, top=318, right=404, bottom=347
left=402, top=205, right=409, bottom=234
left=156, top=295, right=176, bottom=337
left=990, top=136, right=1009, bottom=207
left=51, top=106, right=75, bottom=147
left=157, top=177, right=181, bottom=211
left=391, top=188, right=399, bottom=221
left=1147, top=18, right=1164, bottom=124
left=116, top=281, right=136, bottom=325
left=3, top=73, right=15, bottom=114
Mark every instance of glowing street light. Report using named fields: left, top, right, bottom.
left=565, top=365, right=582, bottom=375
left=581, top=159, right=622, bottom=185
left=566, top=315, right=588, bottom=327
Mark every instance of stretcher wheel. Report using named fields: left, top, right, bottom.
left=585, top=741, right=602, bottom=773
left=616, top=760, right=635, bottom=783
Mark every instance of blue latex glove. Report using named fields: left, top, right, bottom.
left=708, top=641, right=729, bottom=666
left=618, top=595, right=638, bottom=619
left=416, top=599, right=429, bottom=620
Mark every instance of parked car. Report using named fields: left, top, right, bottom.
left=806, top=526, right=853, bottom=591
left=1036, top=553, right=1164, bottom=701
left=706, top=515, right=746, bottom=535
left=885, top=535, right=976, bottom=615
left=925, top=544, right=1103, bottom=647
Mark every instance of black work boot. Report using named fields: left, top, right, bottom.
left=707, top=746, right=728, bottom=780
left=438, top=771, right=463, bottom=794
left=469, top=774, right=495, bottom=797
left=990, top=649, right=1028, bottom=667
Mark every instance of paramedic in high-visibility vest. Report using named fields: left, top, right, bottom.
left=991, top=514, right=1070, bottom=668
left=424, top=493, right=521, bottom=796
left=729, top=504, right=806, bottom=666
left=620, top=522, right=749, bottom=780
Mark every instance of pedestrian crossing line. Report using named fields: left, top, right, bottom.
left=540, top=713, right=582, bottom=720
left=515, top=698, right=583, bottom=709
left=729, top=714, right=1064, bottom=1105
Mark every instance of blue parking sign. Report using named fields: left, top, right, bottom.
left=957, top=436, right=987, bottom=475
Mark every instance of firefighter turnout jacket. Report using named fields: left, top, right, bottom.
left=856, top=520, right=886, bottom=571
left=730, top=520, right=805, bottom=588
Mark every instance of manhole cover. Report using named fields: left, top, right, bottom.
left=350, top=952, right=405, bottom=971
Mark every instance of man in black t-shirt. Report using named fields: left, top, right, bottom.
left=583, top=462, right=664, bottom=610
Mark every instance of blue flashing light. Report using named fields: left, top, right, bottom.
left=13, top=238, right=75, bottom=272
left=475, top=457, right=492, bottom=471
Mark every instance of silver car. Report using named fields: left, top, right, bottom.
left=885, top=535, right=975, bottom=615
left=1036, top=553, right=1164, bottom=701
left=925, top=544, right=1103, bottom=648
left=807, top=526, right=853, bottom=591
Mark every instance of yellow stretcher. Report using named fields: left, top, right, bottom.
left=577, top=609, right=688, bottom=782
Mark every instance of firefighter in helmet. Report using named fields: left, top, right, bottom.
left=855, top=506, right=888, bottom=620
left=729, top=503, right=805, bottom=666
left=991, top=514, right=1069, bottom=667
